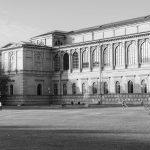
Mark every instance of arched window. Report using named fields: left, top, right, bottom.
left=141, top=40, right=150, bottom=64
left=82, top=83, right=86, bottom=95
left=9, top=54, right=15, bottom=71
left=141, top=80, right=147, bottom=93
left=104, top=82, right=108, bottom=94
left=37, top=84, right=42, bottom=96
left=128, top=43, right=137, bottom=65
left=72, top=52, right=79, bottom=69
left=115, top=81, right=120, bottom=94
left=63, top=53, right=69, bottom=70
left=72, top=83, right=76, bottom=95
left=115, top=45, right=124, bottom=66
left=63, top=84, right=67, bottom=95
left=128, top=80, right=133, bottom=93
left=54, top=54, right=60, bottom=71
left=10, top=84, right=13, bottom=95
left=103, top=46, right=111, bottom=67
left=92, top=82, right=97, bottom=94
left=92, top=47, right=99, bottom=67
left=54, top=84, right=58, bottom=95
left=82, top=49, right=89, bottom=68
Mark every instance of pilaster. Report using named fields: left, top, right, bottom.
left=69, top=52, right=72, bottom=73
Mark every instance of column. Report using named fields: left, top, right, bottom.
left=79, top=48, right=82, bottom=72
left=88, top=46, right=91, bottom=71
left=60, top=52, right=63, bottom=71
left=112, top=43, right=115, bottom=70
left=99, top=43, right=102, bottom=94
left=124, top=41, right=127, bottom=68
left=137, top=39, right=140, bottom=68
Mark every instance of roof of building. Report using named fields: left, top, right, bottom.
left=32, top=15, right=150, bottom=39
left=1, top=41, right=52, bottom=50
left=31, top=30, right=69, bottom=39
left=71, top=15, right=150, bottom=34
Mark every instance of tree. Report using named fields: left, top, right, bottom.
left=0, top=69, right=10, bottom=96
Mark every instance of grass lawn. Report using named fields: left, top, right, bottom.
left=0, top=106, right=150, bottom=150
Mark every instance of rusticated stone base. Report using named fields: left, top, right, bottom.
left=2, top=95, right=51, bottom=106
left=50, top=94, right=149, bottom=105
left=1, top=94, right=149, bottom=106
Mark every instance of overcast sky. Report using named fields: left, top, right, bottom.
left=0, top=0, right=150, bottom=46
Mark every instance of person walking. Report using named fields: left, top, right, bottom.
left=122, top=99, right=128, bottom=108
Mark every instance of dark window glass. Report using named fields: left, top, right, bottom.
left=63, top=53, right=69, bottom=70
left=37, top=84, right=42, bottom=96
left=92, top=82, right=97, bottom=94
left=128, top=80, right=133, bottom=93
left=54, top=54, right=60, bottom=71
left=63, top=84, right=67, bottom=95
left=72, top=52, right=79, bottom=69
left=10, top=84, right=13, bottom=96
left=82, top=83, right=86, bottom=95
left=72, top=83, right=76, bottom=95
left=104, top=82, right=108, bottom=94
left=141, top=80, right=147, bottom=93
left=54, top=84, right=58, bottom=95
left=115, top=81, right=120, bottom=94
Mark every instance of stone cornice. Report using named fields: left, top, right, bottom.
left=0, top=43, right=52, bottom=52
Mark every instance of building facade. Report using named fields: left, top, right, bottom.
left=1, top=15, right=150, bottom=105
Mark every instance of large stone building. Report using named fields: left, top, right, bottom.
left=1, top=15, right=150, bottom=105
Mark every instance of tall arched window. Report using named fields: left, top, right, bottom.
left=10, top=84, right=13, bottom=96
left=92, top=82, right=97, bottom=94
left=115, top=44, right=124, bottom=66
left=63, top=53, right=69, bottom=70
left=54, top=54, right=60, bottom=71
left=115, top=81, right=120, bottom=94
left=128, top=43, right=137, bottom=65
left=72, top=52, right=79, bottom=69
left=72, top=83, right=76, bottom=95
left=37, top=84, right=42, bottom=96
left=128, top=80, right=133, bottom=93
left=92, top=47, right=99, bottom=67
left=63, top=84, right=67, bottom=95
left=104, top=82, right=108, bottom=94
left=82, top=83, right=86, bottom=95
left=103, top=46, right=111, bottom=67
left=54, top=84, right=58, bottom=95
left=141, top=40, right=150, bottom=64
left=82, top=49, right=89, bottom=68
left=141, top=80, right=147, bottom=93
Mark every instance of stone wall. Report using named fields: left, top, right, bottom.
left=50, top=94, right=149, bottom=105
left=2, top=95, right=50, bottom=106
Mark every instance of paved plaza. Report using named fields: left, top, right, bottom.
left=0, top=106, right=150, bottom=150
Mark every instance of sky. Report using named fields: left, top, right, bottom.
left=0, top=0, right=150, bottom=47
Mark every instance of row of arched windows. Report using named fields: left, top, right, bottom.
left=53, top=79, right=148, bottom=95
left=103, top=80, right=147, bottom=94
left=9, top=80, right=148, bottom=97
left=54, top=40, right=150, bottom=72
left=54, top=47, right=100, bottom=71
left=53, top=82, right=98, bottom=95
left=103, top=40, right=150, bottom=67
